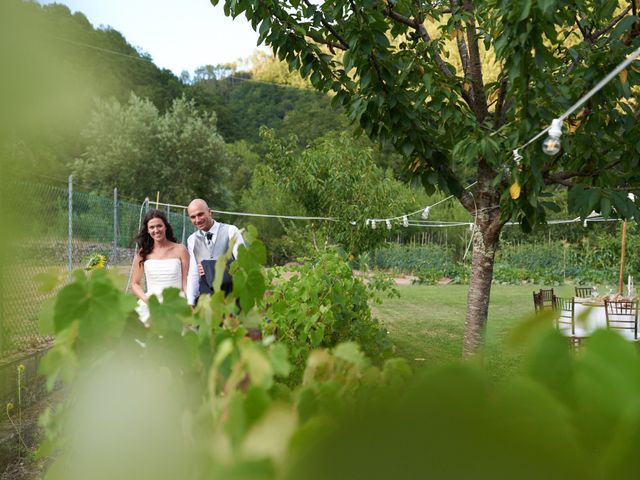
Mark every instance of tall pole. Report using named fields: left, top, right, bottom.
left=68, top=175, right=73, bottom=282
left=182, top=208, right=187, bottom=244
left=618, top=220, right=628, bottom=294
left=113, top=187, right=118, bottom=262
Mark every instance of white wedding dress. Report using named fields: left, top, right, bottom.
left=135, top=258, right=183, bottom=326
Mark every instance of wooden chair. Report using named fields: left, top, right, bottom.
left=532, top=291, right=543, bottom=313
left=575, top=286, right=592, bottom=298
left=554, top=296, right=584, bottom=348
left=539, top=288, right=555, bottom=310
left=604, top=299, right=639, bottom=340
left=554, top=297, right=575, bottom=334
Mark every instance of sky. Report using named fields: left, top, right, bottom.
left=39, top=0, right=263, bottom=76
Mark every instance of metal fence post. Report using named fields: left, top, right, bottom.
left=113, top=187, right=118, bottom=262
left=68, top=175, right=73, bottom=282
left=182, top=208, right=186, bottom=244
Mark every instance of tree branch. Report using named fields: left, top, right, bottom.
left=493, top=75, right=508, bottom=129
left=302, top=0, right=350, bottom=50
left=592, top=5, right=633, bottom=40
left=450, top=1, right=471, bottom=78
left=379, top=1, right=476, bottom=108
left=574, top=13, right=591, bottom=42
left=383, top=5, right=418, bottom=28
left=305, top=30, right=347, bottom=52
left=461, top=0, right=488, bottom=121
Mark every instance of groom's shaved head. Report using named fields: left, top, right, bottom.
left=188, top=198, right=209, bottom=210
left=188, top=198, right=214, bottom=231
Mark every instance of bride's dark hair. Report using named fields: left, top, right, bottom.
left=134, top=210, right=177, bottom=265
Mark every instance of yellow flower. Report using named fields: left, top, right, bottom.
left=509, top=182, right=521, bottom=200
left=86, top=254, right=107, bottom=271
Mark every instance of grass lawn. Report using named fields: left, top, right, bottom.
left=372, top=283, right=578, bottom=381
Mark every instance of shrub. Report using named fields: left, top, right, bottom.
left=368, top=243, right=457, bottom=274
left=265, top=252, right=396, bottom=383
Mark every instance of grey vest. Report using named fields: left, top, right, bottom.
left=192, top=223, right=231, bottom=263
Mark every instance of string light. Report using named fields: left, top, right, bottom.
left=421, top=207, right=430, bottom=219
left=513, top=149, right=522, bottom=165
left=512, top=45, right=640, bottom=161
left=542, top=119, right=563, bottom=155
left=402, top=215, right=409, bottom=227
left=386, top=219, right=392, bottom=230
left=371, top=220, right=376, bottom=229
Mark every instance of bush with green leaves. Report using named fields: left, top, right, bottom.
left=34, top=235, right=406, bottom=480
left=368, top=229, right=639, bottom=286
left=367, top=243, right=458, bottom=274
left=240, top=129, right=421, bottom=261
left=265, top=252, right=396, bottom=383
left=414, top=263, right=471, bottom=285
left=34, top=248, right=640, bottom=479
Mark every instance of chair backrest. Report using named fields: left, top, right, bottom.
left=553, top=297, right=575, bottom=335
left=539, top=288, right=555, bottom=309
left=533, top=291, right=543, bottom=313
left=604, top=299, right=639, bottom=339
left=575, top=286, right=592, bottom=298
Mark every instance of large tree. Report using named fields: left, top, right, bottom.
left=72, top=94, right=231, bottom=205
left=213, top=0, right=640, bottom=354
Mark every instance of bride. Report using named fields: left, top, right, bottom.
left=131, top=210, right=189, bottom=326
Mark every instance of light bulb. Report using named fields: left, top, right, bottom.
left=421, top=207, right=430, bottom=219
left=386, top=220, right=392, bottom=230
left=402, top=215, right=409, bottom=227
left=513, top=149, right=522, bottom=165
left=371, top=220, right=376, bottom=230
left=542, top=119, right=563, bottom=155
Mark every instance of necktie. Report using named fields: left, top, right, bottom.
left=205, top=232, right=213, bottom=244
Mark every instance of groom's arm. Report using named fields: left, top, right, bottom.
left=186, top=235, right=199, bottom=306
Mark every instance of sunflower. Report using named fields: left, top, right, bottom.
left=86, top=254, right=107, bottom=271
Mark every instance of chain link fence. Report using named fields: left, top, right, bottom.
left=0, top=177, right=195, bottom=359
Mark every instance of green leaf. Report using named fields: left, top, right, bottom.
left=53, top=283, right=88, bottom=333
left=269, top=343, right=291, bottom=377
left=310, top=324, right=325, bottom=347
left=333, top=342, right=367, bottom=368
left=244, top=386, right=272, bottom=427
left=401, top=140, right=414, bottom=155
left=33, top=268, right=65, bottom=294
left=600, top=197, right=612, bottom=218
left=518, top=0, right=532, bottom=21
left=38, top=296, right=56, bottom=336
left=537, top=0, right=556, bottom=16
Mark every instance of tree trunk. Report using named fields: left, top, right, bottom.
left=462, top=222, right=500, bottom=356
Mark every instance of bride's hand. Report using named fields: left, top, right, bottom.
left=198, top=263, right=205, bottom=277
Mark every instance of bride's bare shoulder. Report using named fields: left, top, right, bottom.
left=172, top=242, right=188, bottom=254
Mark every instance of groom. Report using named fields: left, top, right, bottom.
left=186, top=198, right=245, bottom=306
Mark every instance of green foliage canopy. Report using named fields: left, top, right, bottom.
left=241, top=129, right=423, bottom=258
left=213, top=0, right=640, bottom=224
left=72, top=94, right=232, bottom=205
left=212, top=0, right=640, bottom=353
left=34, top=234, right=640, bottom=480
